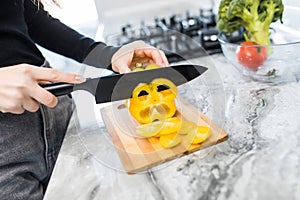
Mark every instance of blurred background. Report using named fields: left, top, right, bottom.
left=40, top=0, right=300, bottom=74
left=40, top=0, right=218, bottom=74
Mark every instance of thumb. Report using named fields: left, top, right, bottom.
left=118, top=66, right=131, bottom=74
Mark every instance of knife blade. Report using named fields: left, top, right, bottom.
left=42, top=64, right=207, bottom=103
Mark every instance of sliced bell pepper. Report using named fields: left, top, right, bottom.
left=187, top=126, right=211, bottom=144
left=128, top=78, right=178, bottom=124
left=136, top=117, right=181, bottom=138
left=159, top=133, right=182, bottom=148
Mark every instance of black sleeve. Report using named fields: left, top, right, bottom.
left=24, top=0, right=120, bottom=69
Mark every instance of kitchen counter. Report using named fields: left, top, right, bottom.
left=44, top=53, right=300, bottom=200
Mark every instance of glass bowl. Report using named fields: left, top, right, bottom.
left=218, top=30, right=300, bottom=83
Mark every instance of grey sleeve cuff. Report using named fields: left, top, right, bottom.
left=83, top=42, right=121, bottom=72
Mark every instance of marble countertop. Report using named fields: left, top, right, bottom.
left=44, top=53, right=300, bottom=200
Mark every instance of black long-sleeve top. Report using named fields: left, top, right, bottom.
left=0, top=0, right=119, bottom=69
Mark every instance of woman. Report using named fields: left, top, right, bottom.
left=0, top=0, right=169, bottom=199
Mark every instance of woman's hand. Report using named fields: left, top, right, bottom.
left=0, top=64, right=85, bottom=114
left=111, top=40, right=169, bottom=73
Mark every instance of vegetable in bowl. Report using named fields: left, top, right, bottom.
left=217, top=0, right=285, bottom=72
left=236, top=41, right=268, bottom=70
left=217, top=0, right=284, bottom=45
left=217, top=1, right=300, bottom=83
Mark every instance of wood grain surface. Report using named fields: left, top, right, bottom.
left=101, top=97, right=228, bottom=174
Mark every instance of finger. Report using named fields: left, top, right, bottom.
left=0, top=103, right=24, bottom=114
left=118, top=66, right=131, bottom=74
left=112, top=60, right=131, bottom=74
left=25, top=65, right=85, bottom=84
left=22, top=96, right=40, bottom=112
left=10, top=107, right=25, bottom=114
left=0, top=94, right=26, bottom=114
left=38, top=80, right=52, bottom=84
left=159, top=50, right=169, bottom=66
left=29, top=84, right=58, bottom=108
left=135, top=48, right=165, bottom=66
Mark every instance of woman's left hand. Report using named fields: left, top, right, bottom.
left=111, top=40, right=169, bottom=73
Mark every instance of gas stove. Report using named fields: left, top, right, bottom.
left=105, top=9, right=223, bottom=63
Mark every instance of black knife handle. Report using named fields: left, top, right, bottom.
left=41, top=82, right=75, bottom=97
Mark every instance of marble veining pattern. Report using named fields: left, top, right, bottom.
left=44, top=54, right=300, bottom=200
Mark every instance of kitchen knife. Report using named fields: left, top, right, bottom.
left=42, top=64, right=207, bottom=104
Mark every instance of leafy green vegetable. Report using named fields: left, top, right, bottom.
left=217, top=0, right=284, bottom=45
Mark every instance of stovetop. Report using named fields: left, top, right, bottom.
left=106, top=9, right=223, bottom=63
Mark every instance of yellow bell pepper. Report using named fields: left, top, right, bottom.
left=128, top=78, right=211, bottom=149
left=187, top=126, right=211, bottom=144
left=159, top=133, right=182, bottom=148
left=136, top=117, right=181, bottom=137
left=128, top=78, right=178, bottom=124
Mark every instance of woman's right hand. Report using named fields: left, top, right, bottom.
left=0, top=64, right=85, bottom=114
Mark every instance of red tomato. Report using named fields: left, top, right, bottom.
left=236, top=41, right=268, bottom=70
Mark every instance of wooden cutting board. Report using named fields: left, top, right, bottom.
left=101, top=97, right=228, bottom=174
